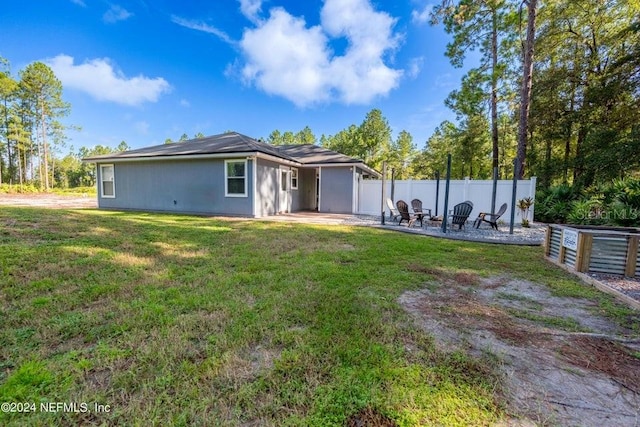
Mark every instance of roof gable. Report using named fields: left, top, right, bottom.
left=275, top=144, right=363, bottom=164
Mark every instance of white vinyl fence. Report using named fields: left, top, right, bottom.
left=357, top=177, right=537, bottom=224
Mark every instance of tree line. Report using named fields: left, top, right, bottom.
left=423, top=0, right=640, bottom=186
left=265, top=109, right=420, bottom=180
left=0, top=58, right=72, bottom=189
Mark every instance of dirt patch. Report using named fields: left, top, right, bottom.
left=399, top=275, right=640, bottom=426
left=346, top=407, right=398, bottom=427
left=0, top=193, right=96, bottom=209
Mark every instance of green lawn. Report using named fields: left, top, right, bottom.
left=0, top=208, right=636, bottom=426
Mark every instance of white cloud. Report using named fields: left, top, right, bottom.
left=179, top=99, right=190, bottom=107
left=103, top=4, right=133, bottom=24
left=407, top=56, right=424, bottom=79
left=70, top=0, right=86, bottom=7
left=47, top=55, right=171, bottom=106
left=241, top=8, right=332, bottom=106
left=320, top=0, right=402, bottom=104
left=239, top=0, right=263, bottom=23
left=411, top=3, right=434, bottom=25
left=239, top=0, right=402, bottom=107
left=135, top=121, right=149, bottom=135
left=171, top=16, right=236, bottom=46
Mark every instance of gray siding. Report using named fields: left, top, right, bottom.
left=320, top=166, right=353, bottom=213
left=96, top=158, right=253, bottom=216
left=292, top=167, right=316, bottom=211
left=255, top=158, right=280, bottom=217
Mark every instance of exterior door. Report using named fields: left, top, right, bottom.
left=279, top=169, right=291, bottom=213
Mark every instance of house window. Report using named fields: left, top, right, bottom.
left=100, top=164, right=115, bottom=198
left=225, top=159, right=247, bottom=197
left=291, top=168, right=298, bottom=190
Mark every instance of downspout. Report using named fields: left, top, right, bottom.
left=318, top=167, right=322, bottom=213
left=352, top=166, right=357, bottom=214
left=251, top=156, right=258, bottom=217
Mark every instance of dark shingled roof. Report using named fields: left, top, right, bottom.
left=83, top=132, right=298, bottom=162
left=275, top=144, right=363, bottom=164
left=82, top=131, right=379, bottom=175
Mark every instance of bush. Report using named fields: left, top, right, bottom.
left=538, top=178, right=640, bottom=226
left=535, top=184, right=577, bottom=223
left=51, top=186, right=96, bottom=196
left=0, top=184, right=96, bottom=196
left=0, top=183, right=41, bottom=194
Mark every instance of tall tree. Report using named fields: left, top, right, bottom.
left=433, top=0, right=516, bottom=177
left=358, top=109, right=392, bottom=171
left=410, top=121, right=460, bottom=178
left=294, top=126, right=317, bottom=145
left=19, top=62, right=69, bottom=189
left=320, top=125, right=362, bottom=158
left=388, top=130, right=417, bottom=179
left=516, top=0, right=538, bottom=178
left=267, top=130, right=282, bottom=145
left=269, top=126, right=317, bottom=145
left=0, top=57, right=19, bottom=184
left=527, top=0, right=640, bottom=186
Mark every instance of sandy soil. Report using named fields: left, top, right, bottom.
left=0, top=193, right=97, bottom=209
left=400, top=270, right=640, bottom=426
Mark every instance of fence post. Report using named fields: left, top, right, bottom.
left=441, top=154, right=452, bottom=233
left=381, top=162, right=386, bottom=225
left=463, top=177, right=470, bottom=201
left=544, top=225, right=552, bottom=256
left=435, top=171, right=440, bottom=216
left=509, top=158, right=519, bottom=234
left=491, top=167, right=498, bottom=215
left=578, top=234, right=593, bottom=272
left=625, top=236, right=639, bottom=277
left=529, top=176, right=537, bottom=220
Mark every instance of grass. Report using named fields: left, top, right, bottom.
left=506, top=309, right=589, bottom=332
left=0, top=208, right=638, bottom=426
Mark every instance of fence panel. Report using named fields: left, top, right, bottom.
left=358, top=177, right=537, bottom=224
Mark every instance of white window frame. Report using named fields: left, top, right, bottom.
left=291, top=167, right=298, bottom=190
left=225, top=159, right=248, bottom=197
left=100, top=164, right=115, bottom=198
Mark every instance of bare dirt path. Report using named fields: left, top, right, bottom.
left=400, top=270, right=640, bottom=426
left=0, top=193, right=96, bottom=209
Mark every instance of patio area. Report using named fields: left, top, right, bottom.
left=375, top=219, right=546, bottom=245
left=258, top=212, right=545, bottom=245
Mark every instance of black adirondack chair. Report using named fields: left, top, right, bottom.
left=410, top=198, right=431, bottom=227
left=449, top=201, right=473, bottom=229
left=473, top=203, right=508, bottom=230
left=396, top=200, right=418, bottom=227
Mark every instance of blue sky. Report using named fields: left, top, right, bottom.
left=1, top=0, right=467, bottom=154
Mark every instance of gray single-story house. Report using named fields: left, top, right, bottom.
left=83, top=131, right=380, bottom=217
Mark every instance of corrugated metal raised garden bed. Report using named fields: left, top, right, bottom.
left=545, top=224, right=640, bottom=278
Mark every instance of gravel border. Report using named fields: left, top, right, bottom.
left=588, top=273, right=640, bottom=302
left=344, top=215, right=545, bottom=246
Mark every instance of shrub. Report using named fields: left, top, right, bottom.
left=0, top=183, right=41, bottom=194
left=539, top=178, right=640, bottom=226
left=535, top=184, right=577, bottom=223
